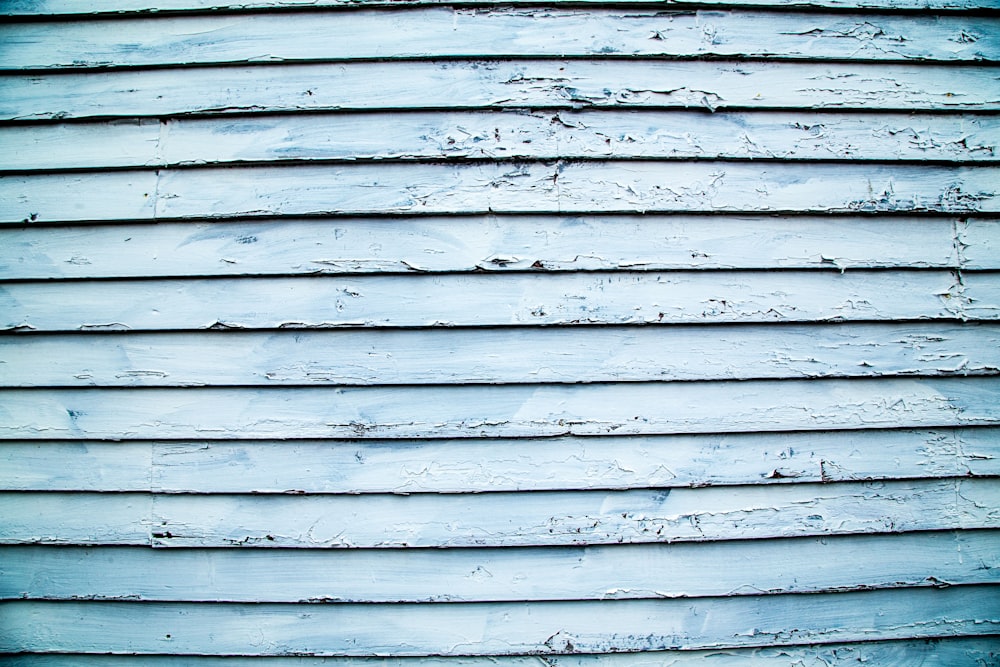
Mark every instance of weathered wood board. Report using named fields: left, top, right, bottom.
left=4, top=162, right=997, bottom=225
left=1, top=270, right=989, bottom=331
left=3, top=61, right=998, bottom=122
left=2, top=586, right=998, bottom=654
left=3, top=323, right=997, bottom=387
left=1, top=480, right=998, bottom=547
left=2, top=531, right=997, bottom=601
left=4, top=0, right=1000, bottom=14
left=4, top=112, right=997, bottom=172
left=3, top=9, right=998, bottom=70
left=2, top=427, right=998, bottom=493
left=0, top=638, right=997, bottom=666
left=2, top=216, right=984, bottom=280
left=3, top=113, right=999, bottom=172
left=2, top=377, right=998, bottom=440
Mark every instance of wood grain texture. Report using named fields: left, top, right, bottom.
left=0, top=638, right=997, bottom=666
left=3, top=0, right=999, bottom=14
left=2, top=427, right=997, bottom=493
left=3, top=323, right=998, bottom=387
left=0, top=271, right=988, bottom=332
left=3, top=531, right=998, bottom=602
left=1, top=377, right=998, bottom=440
left=4, top=112, right=997, bottom=172
left=0, top=479, right=996, bottom=548
left=2, top=9, right=997, bottom=70
left=2, top=586, right=998, bottom=654
left=4, top=162, right=996, bottom=225
left=3, top=216, right=988, bottom=280
left=3, top=60, right=998, bottom=122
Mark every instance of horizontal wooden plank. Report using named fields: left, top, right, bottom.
left=0, top=271, right=989, bottom=332
left=4, top=163, right=996, bottom=225
left=2, top=323, right=998, bottom=388
left=2, top=586, right=998, bottom=654
left=3, top=9, right=997, bottom=70
left=4, top=112, right=998, bottom=172
left=5, top=216, right=990, bottom=280
left=0, top=493, right=151, bottom=546
left=0, top=478, right=996, bottom=547
left=149, top=478, right=1000, bottom=547
left=3, top=531, right=997, bottom=602
left=0, top=524, right=947, bottom=600
left=2, top=378, right=998, bottom=440
left=3, top=61, right=998, bottom=122
left=4, top=0, right=1000, bottom=15
left=1, top=638, right=998, bottom=666
left=2, top=428, right=998, bottom=493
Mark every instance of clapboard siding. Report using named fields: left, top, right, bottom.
left=2, top=378, right=999, bottom=439
left=5, top=216, right=992, bottom=280
left=4, top=428, right=999, bottom=493
left=2, top=1, right=998, bottom=662
left=0, top=639, right=998, bottom=665
left=3, top=323, right=999, bottom=386
left=4, top=530, right=998, bottom=601
left=2, top=587, right=998, bottom=654
left=4, top=0, right=1000, bottom=14
left=4, top=163, right=997, bottom=225
left=3, top=480, right=997, bottom=548
left=1, top=639, right=998, bottom=666
left=0, top=478, right=981, bottom=547
left=3, top=112, right=998, bottom=171
left=3, top=61, right=999, bottom=122
left=1, top=270, right=990, bottom=331
left=3, top=10, right=998, bottom=69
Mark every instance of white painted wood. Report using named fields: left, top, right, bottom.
left=0, top=270, right=984, bottom=332
left=4, top=163, right=995, bottom=225
left=2, top=378, right=997, bottom=440
left=0, top=637, right=997, bottom=666
left=0, top=493, right=151, bottom=545
left=2, top=586, right=997, bottom=654
left=2, top=427, right=997, bottom=493
left=1, top=216, right=979, bottom=280
left=0, top=442, right=152, bottom=491
left=4, top=112, right=997, bottom=171
left=2, top=323, right=998, bottom=387
left=1, top=480, right=996, bottom=548
left=3, top=0, right=999, bottom=14
left=962, top=219, right=1000, bottom=269
left=3, top=10, right=996, bottom=69
left=2, top=61, right=997, bottom=122
left=3, top=531, right=998, bottom=602
left=148, top=478, right=1000, bottom=547
left=148, top=427, right=1000, bottom=492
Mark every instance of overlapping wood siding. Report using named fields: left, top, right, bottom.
left=0, top=0, right=999, bottom=662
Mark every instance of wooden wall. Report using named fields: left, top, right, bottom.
left=1, top=0, right=999, bottom=662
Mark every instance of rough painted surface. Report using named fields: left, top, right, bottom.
left=3, top=61, right=999, bottom=122
left=0, top=638, right=997, bottom=665
left=4, top=0, right=1000, bottom=13
left=4, top=163, right=998, bottom=225
left=4, top=112, right=998, bottom=171
left=1, top=270, right=992, bottom=331
left=3, top=531, right=998, bottom=601
left=2, top=427, right=997, bottom=493
left=2, top=1, right=999, bottom=662
left=2, top=587, right=998, bottom=654
left=2, top=378, right=999, bottom=440
left=3, top=10, right=998, bottom=69
left=3, top=323, right=998, bottom=386
left=4, top=216, right=988, bottom=280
